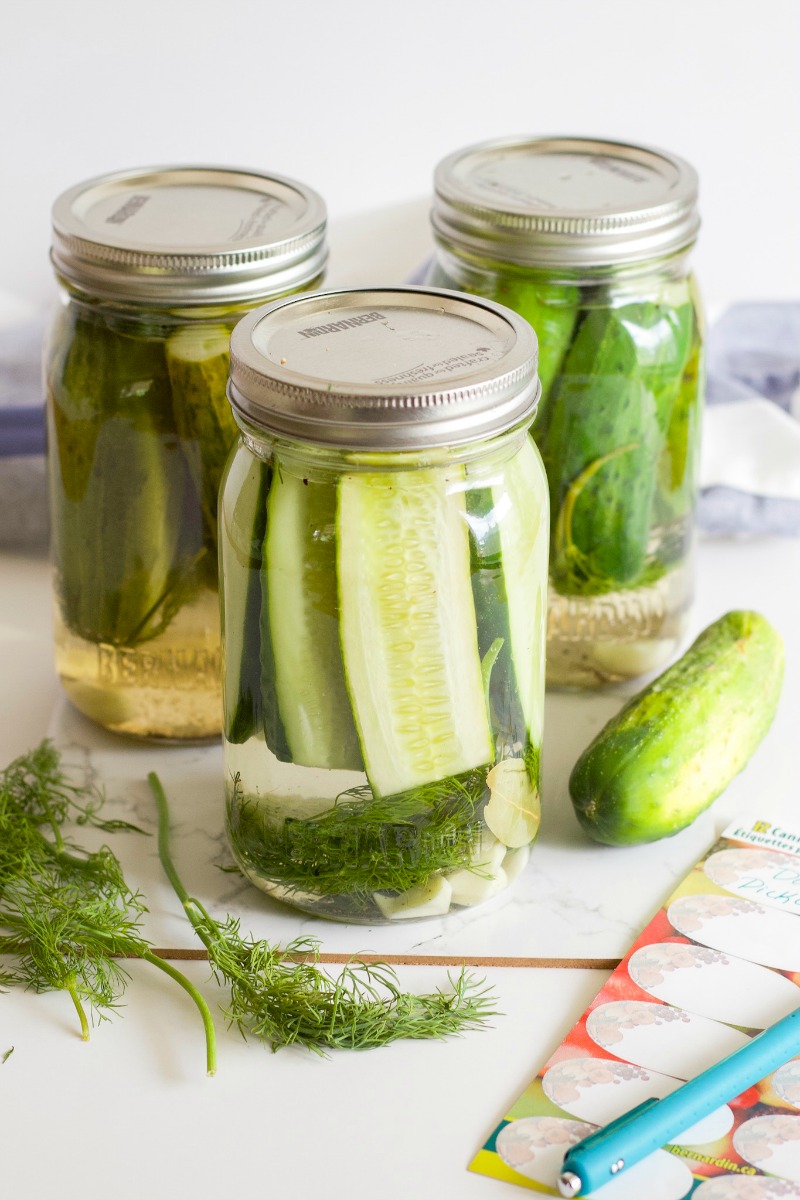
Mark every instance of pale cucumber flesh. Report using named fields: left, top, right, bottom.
left=337, top=469, right=493, bottom=798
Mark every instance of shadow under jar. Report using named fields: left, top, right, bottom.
left=427, top=137, right=705, bottom=688
left=45, top=166, right=327, bottom=739
left=220, top=286, right=548, bottom=923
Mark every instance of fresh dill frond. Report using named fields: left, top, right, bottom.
left=150, top=772, right=499, bottom=1055
left=226, top=767, right=488, bottom=903
left=2, top=1047, right=13, bottom=1064
left=0, top=876, right=144, bottom=1033
left=0, top=742, right=216, bottom=1073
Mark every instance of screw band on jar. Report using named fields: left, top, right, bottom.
left=227, top=285, right=540, bottom=449
left=51, top=165, right=327, bottom=304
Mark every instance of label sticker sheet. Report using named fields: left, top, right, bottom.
left=471, top=816, right=800, bottom=1198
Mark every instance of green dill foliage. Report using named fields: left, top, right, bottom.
left=227, top=767, right=488, bottom=902
left=0, top=742, right=216, bottom=1073
left=2, top=1047, right=14, bottom=1064
left=150, top=772, right=498, bottom=1054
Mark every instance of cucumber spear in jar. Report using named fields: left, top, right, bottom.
left=540, top=282, right=700, bottom=596
left=165, top=324, right=240, bottom=573
left=227, top=456, right=543, bottom=915
left=47, top=307, right=204, bottom=647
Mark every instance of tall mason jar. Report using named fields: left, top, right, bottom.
left=45, top=166, right=326, bottom=739
left=427, top=137, right=704, bottom=687
left=220, top=287, right=548, bottom=923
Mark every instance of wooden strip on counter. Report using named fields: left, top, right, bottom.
left=146, top=949, right=621, bottom=969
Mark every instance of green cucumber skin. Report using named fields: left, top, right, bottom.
left=263, top=468, right=362, bottom=770
left=220, top=451, right=270, bottom=745
left=569, top=611, right=784, bottom=846
left=165, top=326, right=237, bottom=569
left=467, top=486, right=529, bottom=757
left=492, top=278, right=580, bottom=442
left=655, top=328, right=704, bottom=529
left=47, top=308, right=197, bottom=646
left=545, top=308, right=661, bottom=593
left=615, top=298, right=695, bottom=435
left=430, top=259, right=703, bottom=596
left=427, top=262, right=579, bottom=445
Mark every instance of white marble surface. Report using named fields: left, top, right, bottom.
left=32, top=533, right=799, bottom=966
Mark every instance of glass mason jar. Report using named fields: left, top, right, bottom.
left=428, top=137, right=704, bottom=687
left=45, top=166, right=327, bottom=739
left=220, top=286, right=548, bottom=923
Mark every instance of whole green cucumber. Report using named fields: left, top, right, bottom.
left=569, top=611, right=784, bottom=845
left=544, top=308, right=661, bottom=594
left=613, top=292, right=695, bottom=436
left=492, top=276, right=580, bottom=442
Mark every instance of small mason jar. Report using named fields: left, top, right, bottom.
left=220, top=287, right=548, bottom=923
left=45, top=166, right=326, bottom=739
left=428, top=137, right=704, bottom=687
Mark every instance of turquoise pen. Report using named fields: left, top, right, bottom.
left=558, top=1006, right=800, bottom=1197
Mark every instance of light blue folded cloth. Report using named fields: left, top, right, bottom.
left=699, top=303, right=800, bottom=535
left=0, top=318, right=49, bottom=549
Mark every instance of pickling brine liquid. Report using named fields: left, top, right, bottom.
left=224, top=740, right=538, bottom=925
left=545, top=538, right=694, bottom=688
left=219, top=431, right=549, bottom=923
left=53, top=587, right=222, bottom=740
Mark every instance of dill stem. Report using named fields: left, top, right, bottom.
left=142, top=950, right=217, bottom=1077
left=65, top=975, right=90, bottom=1041
left=148, top=772, right=217, bottom=960
left=146, top=773, right=219, bottom=1076
left=147, top=772, right=214, bottom=955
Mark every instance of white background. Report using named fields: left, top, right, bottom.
left=3, top=0, right=799, bottom=312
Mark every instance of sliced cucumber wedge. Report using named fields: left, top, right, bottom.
left=165, top=323, right=237, bottom=562
left=467, top=439, right=548, bottom=756
left=492, top=438, right=549, bottom=749
left=220, top=451, right=269, bottom=744
left=264, top=468, right=363, bottom=770
left=338, top=468, right=493, bottom=797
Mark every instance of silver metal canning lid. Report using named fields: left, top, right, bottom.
left=432, top=136, right=700, bottom=268
left=228, top=287, right=540, bottom=450
left=51, top=165, right=327, bottom=304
